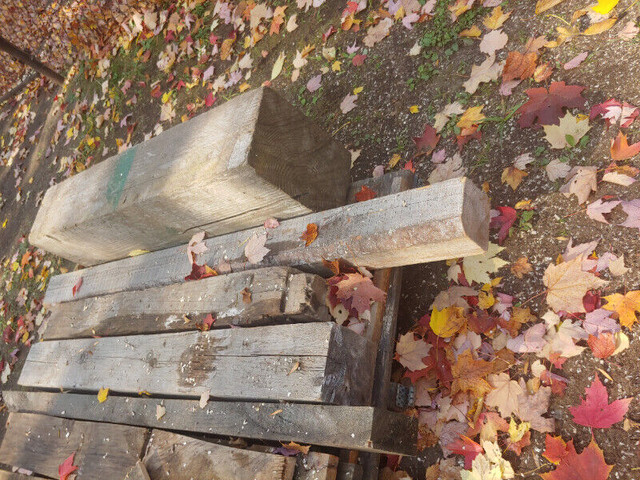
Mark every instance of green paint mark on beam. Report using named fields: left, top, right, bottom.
left=105, top=146, right=136, bottom=209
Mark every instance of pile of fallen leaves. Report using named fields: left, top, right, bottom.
left=0, top=236, right=58, bottom=385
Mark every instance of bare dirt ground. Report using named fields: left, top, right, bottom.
left=1, top=0, right=640, bottom=478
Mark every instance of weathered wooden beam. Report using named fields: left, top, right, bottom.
left=41, top=267, right=328, bottom=340
left=19, top=323, right=374, bottom=405
left=144, top=429, right=296, bottom=480
left=294, top=452, right=339, bottom=480
left=0, top=471, right=47, bottom=480
left=43, top=176, right=488, bottom=305
left=0, top=412, right=147, bottom=479
left=2, top=391, right=417, bottom=455
left=30, top=86, right=351, bottom=266
left=125, top=461, right=152, bottom=480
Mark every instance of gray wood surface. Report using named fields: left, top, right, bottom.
left=3, top=391, right=417, bottom=455
left=19, top=323, right=374, bottom=405
left=0, top=412, right=147, bottom=479
left=124, top=461, right=151, bottom=480
left=41, top=267, right=328, bottom=340
left=0, top=471, right=47, bottom=480
left=43, top=176, right=489, bottom=305
left=143, top=429, right=295, bottom=480
left=294, top=452, right=339, bottom=480
left=30, top=87, right=351, bottom=266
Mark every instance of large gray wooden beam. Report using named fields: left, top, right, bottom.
left=2, top=391, right=417, bottom=455
left=41, top=267, right=328, bottom=340
left=0, top=412, right=147, bottom=479
left=144, top=429, right=296, bottom=480
left=30, top=86, right=351, bottom=266
left=43, top=176, right=489, bottom=305
left=19, top=323, right=375, bottom=405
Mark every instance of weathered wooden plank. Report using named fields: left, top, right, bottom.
left=295, top=452, right=339, bottom=480
left=41, top=267, right=328, bottom=340
left=3, top=391, right=417, bottom=455
left=143, top=429, right=295, bottom=480
left=124, top=461, right=151, bottom=480
left=19, top=323, right=374, bottom=405
left=31, top=87, right=350, bottom=266
left=44, top=176, right=489, bottom=304
left=0, top=412, right=146, bottom=479
left=0, top=471, right=48, bottom=480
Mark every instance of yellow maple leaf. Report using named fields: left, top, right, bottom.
left=501, top=166, right=528, bottom=191
left=460, top=25, right=482, bottom=37
left=591, top=0, right=619, bottom=14
left=583, top=17, right=617, bottom=35
left=430, top=307, right=465, bottom=338
left=508, top=418, right=530, bottom=443
left=97, top=388, right=109, bottom=403
left=478, top=290, right=495, bottom=310
left=602, top=291, right=640, bottom=328
left=483, top=6, right=511, bottom=30
left=457, top=106, right=485, bottom=130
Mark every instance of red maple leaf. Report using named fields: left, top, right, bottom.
left=354, top=185, right=377, bottom=202
left=489, top=206, right=517, bottom=244
left=541, top=437, right=612, bottom=480
left=543, top=435, right=569, bottom=465
left=72, top=277, right=83, bottom=297
left=59, top=452, right=79, bottom=480
left=569, top=373, right=631, bottom=428
left=412, top=124, right=440, bottom=155
left=184, top=263, right=218, bottom=281
left=332, top=273, right=386, bottom=316
left=517, top=81, right=586, bottom=128
left=196, top=313, right=216, bottom=331
left=446, top=435, right=482, bottom=469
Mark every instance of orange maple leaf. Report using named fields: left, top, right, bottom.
left=540, top=437, right=612, bottom=480
left=451, top=350, right=493, bottom=397
left=602, top=290, right=640, bottom=328
left=610, top=132, right=640, bottom=161
left=300, top=223, right=318, bottom=246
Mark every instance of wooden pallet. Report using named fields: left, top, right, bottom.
left=1, top=170, right=490, bottom=479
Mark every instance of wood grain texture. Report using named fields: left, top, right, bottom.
left=294, top=452, right=338, bottom=480
left=143, top=429, right=295, bottom=480
left=41, top=267, right=329, bottom=340
left=44, top=176, right=489, bottom=305
left=0, top=412, right=146, bottom=479
left=3, top=391, right=417, bottom=455
left=30, top=87, right=350, bottom=266
left=19, top=323, right=374, bottom=405
left=124, top=461, right=151, bottom=480
left=0, top=472, right=47, bottom=480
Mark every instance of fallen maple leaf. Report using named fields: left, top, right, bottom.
left=516, top=382, right=555, bottom=432
left=187, top=231, right=208, bottom=265
left=483, top=6, right=511, bottom=29
left=485, top=372, right=523, bottom=418
left=501, top=166, right=528, bottom=191
left=430, top=307, right=465, bottom=338
left=592, top=0, right=619, bottom=14
left=463, top=242, right=508, bottom=284
left=446, top=435, right=483, bottom=469
left=97, top=387, right=109, bottom=403
left=354, top=185, right=377, bottom=202
left=511, top=257, right=532, bottom=278
left=536, top=0, right=565, bottom=14
left=541, top=437, right=612, bottom=480
left=196, top=313, right=216, bottom=331
left=543, top=257, right=608, bottom=313
left=245, top=232, right=270, bottom=263
left=569, top=373, right=631, bottom=428
left=610, top=131, right=640, bottom=160
left=333, top=273, right=386, bottom=316
left=300, top=223, right=318, bottom=246
left=620, top=199, right=640, bottom=232
left=602, top=290, right=640, bottom=328
left=72, top=277, right=83, bottom=297
left=502, top=51, right=537, bottom=83
left=463, top=55, right=503, bottom=94
left=184, top=263, right=217, bottom=281
left=479, top=29, right=508, bottom=55
left=457, top=106, right=485, bottom=129
left=395, top=332, right=431, bottom=371
left=451, top=350, right=493, bottom=397
left=543, top=113, right=590, bottom=149
left=590, top=99, right=639, bottom=127
left=412, top=124, right=440, bottom=154
left=587, top=333, right=616, bottom=359
left=586, top=199, right=620, bottom=224
left=517, top=82, right=587, bottom=128
left=489, top=206, right=517, bottom=244
left=560, top=166, right=597, bottom=205
left=281, top=441, right=311, bottom=455
left=543, top=435, right=568, bottom=464
left=58, top=453, right=79, bottom=480
left=546, top=159, right=572, bottom=181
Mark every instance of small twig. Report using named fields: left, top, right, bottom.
left=545, top=13, right=571, bottom=25
left=521, top=290, right=546, bottom=306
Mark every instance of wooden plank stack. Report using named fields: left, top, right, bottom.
left=1, top=87, right=491, bottom=480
